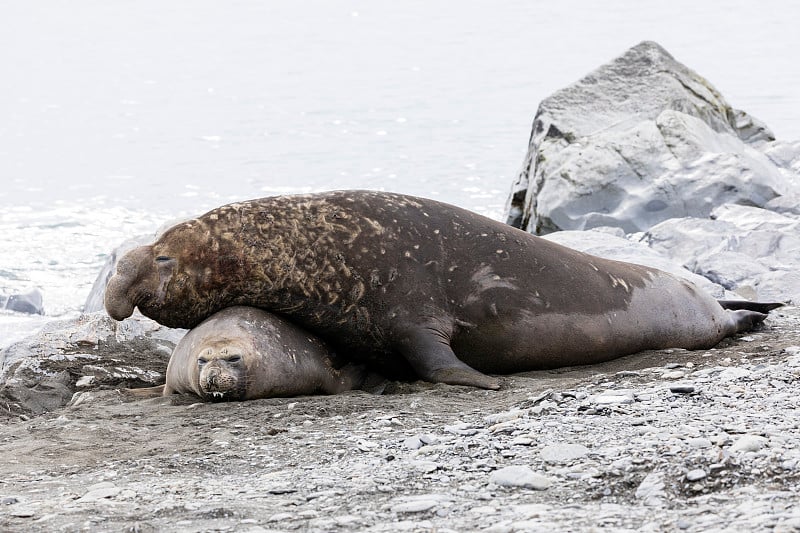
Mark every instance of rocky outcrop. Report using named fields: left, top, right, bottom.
left=506, top=41, right=799, bottom=235
left=505, top=41, right=800, bottom=304
left=0, top=288, right=44, bottom=315
left=0, top=312, right=185, bottom=417
left=642, top=204, right=800, bottom=303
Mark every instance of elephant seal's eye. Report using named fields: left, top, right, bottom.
left=156, top=256, right=172, bottom=262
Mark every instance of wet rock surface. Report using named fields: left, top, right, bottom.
left=505, top=41, right=800, bottom=305
left=0, top=289, right=45, bottom=315
left=1, top=307, right=797, bottom=532
left=506, top=40, right=800, bottom=236
left=0, top=313, right=185, bottom=417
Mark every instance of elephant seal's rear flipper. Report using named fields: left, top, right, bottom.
left=729, top=310, right=770, bottom=333
left=718, top=300, right=784, bottom=313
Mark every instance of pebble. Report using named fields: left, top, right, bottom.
left=511, top=503, right=550, bottom=518
left=9, top=507, right=36, bottom=518
left=390, top=494, right=451, bottom=514
left=411, top=460, right=440, bottom=473
left=267, top=512, right=294, bottom=522
left=489, top=466, right=552, bottom=490
left=392, top=500, right=439, bottom=513
left=635, top=472, right=666, bottom=505
left=731, top=435, right=768, bottom=453
left=77, top=482, right=121, bottom=502
left=540, top=443, right=589, bottom=463
left=686, top=437, right=713, bottom=449
left=593, top=391, right=635, bottom=405
left=485, top=409, right=527, bottom=424
left=75, top=375, right=95, bottom=388
left=669, top=384, right=696, bottom=394
left=444, top=422, right=480, bottom=436
left=719, top=367, right=751, bottom=381
left=403, top=436, right=425, bottom=450
left=686, top=469, right=707, bottom=481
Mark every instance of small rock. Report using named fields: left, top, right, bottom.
left=593, top=391, right=635, bottom=405
left=9, top=507, right=36, bottom=518
left=686, top=469, right=707, bottom=481
left=77, top=482, right=121, bottom=502
left=267, top=512, right=295, bottom=522
left=719, top=367, right=751, bottom=381
left=731, top=435, right=768, bottom=453
left=484, top=409, right=527, bottom=425
left=390, top=494, right=451, bottom=514
left=411, top=460, right=440, bottom=473
left=540, top=443, right=589, bottom=463
left=635, top=472, right=666, bottom=506
left=444, top=422, right=480, bottom=436
left=511, top=503, right=550, bottom=518
left=489, top=466, right=552, bottom=490
left=403, top=436, right=424, bottom=450
left=75, top=375, right=95, bottom=388
left=669, top=384, right=696, bottom=394
left=686, top=437, right=713, bottom=449
left=392, top=500, right=438, bottom=513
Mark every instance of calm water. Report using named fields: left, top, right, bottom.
left=1, top=1, right=798, bottom=346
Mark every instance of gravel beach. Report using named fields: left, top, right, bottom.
left=2, top=306, right=798, bottom=532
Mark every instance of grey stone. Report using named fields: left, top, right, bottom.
left=731, top=435, right=768, bottom=453
left=0, top=288, right=44, bottom=315
left=489, top=466, right=552, bottom=490
left=0, top=313, right=185, bottom=416
left=593, top=391, right=635, bottom=405
left=635, top=472, right=666, bottom=506
left=645, top=204, right=800, bottom=303
left=506, top=41, right=797, bottom=236
left=540, top=443, right=589, bottom=463
left=77, top=482, right=121, bottom=502
left=686, top=469, right=707, bottom=481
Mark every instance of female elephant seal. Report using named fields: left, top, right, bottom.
left=165, top=306, right=369, bottom=401
left=105, top=190, right=781, bottom=390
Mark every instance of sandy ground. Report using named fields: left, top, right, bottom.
left=1, top=307, right=799, bottom=533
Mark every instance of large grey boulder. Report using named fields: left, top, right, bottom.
left=0, top=288, right=44, bottom=315
left=643, top=204, right=800, bottom=303
left=0, top=313, right=185, bottom=417
left=506, top=40, right=799, bottom=235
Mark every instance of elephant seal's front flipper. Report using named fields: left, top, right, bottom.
left=395, top=325, right=501, bottom=390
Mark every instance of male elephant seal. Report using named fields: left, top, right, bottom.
left=165, top=306, right=370, bottom=401
left=105, top=190, right=782, bottom=390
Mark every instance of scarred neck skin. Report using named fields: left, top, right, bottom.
left=109, top=194, right=395, bottom=338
